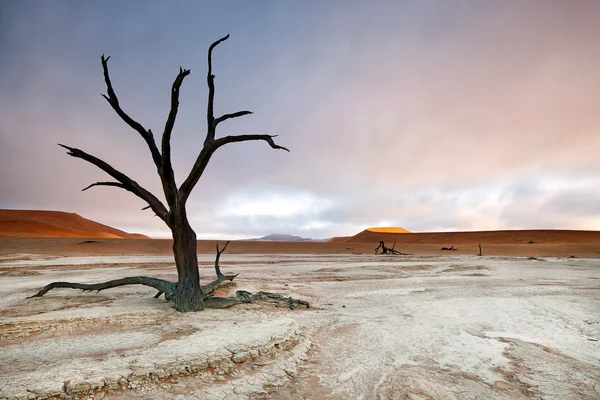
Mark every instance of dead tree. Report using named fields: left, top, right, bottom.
left=30, top=35, right=307, bottom=313
left=441, top=246, right=458, bottom=251
left=374, top=240, right=407, bottom=255
left=477, top=242, right=483, bottom=256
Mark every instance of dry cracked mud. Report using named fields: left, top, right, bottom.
left=0, top=253, right=599, bottom=399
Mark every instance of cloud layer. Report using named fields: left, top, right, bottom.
left=1, top=0, right=599, bottom=238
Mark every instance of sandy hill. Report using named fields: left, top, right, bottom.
left=366, top=227, right=411, bottom=233
left=249, top=234, right=315, bottom=242
left=337, top=228, right=600, bottom=245
left=0, top=210, right=148, bottom=239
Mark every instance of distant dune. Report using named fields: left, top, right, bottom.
left=366, top=227, right=411, bottom=233
left=248, top=233, right=315, bottom=242
left=340, top=228, right=600, bottom=245
left=0, top=210, right=148, bottom=239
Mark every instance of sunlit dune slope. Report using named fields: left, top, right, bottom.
left=366, top=227, right=411, bottom=233
left=341, top=229, right=600, bottom=244
left=0, top=210, right=148, bottom=238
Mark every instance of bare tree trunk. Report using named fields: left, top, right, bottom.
left=172, top=210, right=203, bottom=312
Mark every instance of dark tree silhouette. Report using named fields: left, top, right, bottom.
left=441, top=246, right=458, bottom=251
left=30, top=35, right=308, bottom=312
left=374, top=240, right=408, bottom=255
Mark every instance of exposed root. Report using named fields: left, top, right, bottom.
left=204, top=290, right=310, bottom=310
left=29, top=276, right=177, bottom=300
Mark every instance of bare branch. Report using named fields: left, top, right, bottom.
left=214, top=241, right=231, bottom=278
left=214, top=110, right=253, bottom=128
left=81, top=181, right=124, bottom=192
left=179, top=134, right=288, bottom=203
left=100, top=55, right=162, bottom=168
left=58, top=143, right=169, bottom=222
left=141, top=205, right=151, bottom=211
left=205, top=34, right=230, bottom=146
left=201, top=241, right=238, bottom=296
left=215, top=134, right=290, bottom=152
left=160, top=67, right=191, bottom=207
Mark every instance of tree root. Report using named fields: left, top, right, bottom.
left=204, top=290, right=310, bottom=310
left=29, top=276, right=177, bottom=300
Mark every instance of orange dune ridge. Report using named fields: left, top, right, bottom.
left=0, top=209, right=148, bottom=239
left=366, top=227, right=411, bottom=233
left=343, top=228, right=600, bottom=245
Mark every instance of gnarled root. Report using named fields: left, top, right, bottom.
left=29, top=276, right=177, bottom=299
left=204, top=290, right=310, bottom=310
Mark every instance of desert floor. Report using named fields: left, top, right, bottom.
left=1, top=243, right=599, bottom=399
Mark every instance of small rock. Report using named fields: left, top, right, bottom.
left=232, top=352, right=250, bottom=363
left=66, top=381, right=91, bottom=396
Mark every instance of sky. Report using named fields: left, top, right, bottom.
left=1, top=0, right=599, bottom=239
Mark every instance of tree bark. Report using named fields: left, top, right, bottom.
left=171, top=209, right=203, bottom=312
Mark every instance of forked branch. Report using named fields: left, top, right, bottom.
left=177, top=34, right=288, bottom=204
left=215, top=240, right=231, bottom=277
left=201, top=241, right=239, bottom=296
left=179, top=134, right=289, bottom=202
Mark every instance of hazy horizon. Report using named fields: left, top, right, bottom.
left=1, top=0, right=599, bottom=239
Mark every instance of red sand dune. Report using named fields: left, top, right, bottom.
left=341, top=228, right=600, bottom=245
left=366, top=227, right=411, bottom=233
left=0, top=210, right=148, bottom=239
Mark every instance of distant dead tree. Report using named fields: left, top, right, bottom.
left=477, top=243, right=483, bottom=256
left=441, top=246, right=458, bottom=251
left=30, top=35, right=308, bottom=312
left=374, top=240, right=407, bottom=255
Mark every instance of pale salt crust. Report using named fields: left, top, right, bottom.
left=0, top=254, right=598, bottom=399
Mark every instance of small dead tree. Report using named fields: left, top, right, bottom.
left=30, top=35, right=308, bottom=312
left=477, top=242, right=483, bottom=256
left=374, top=240, right=407, bottom=255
